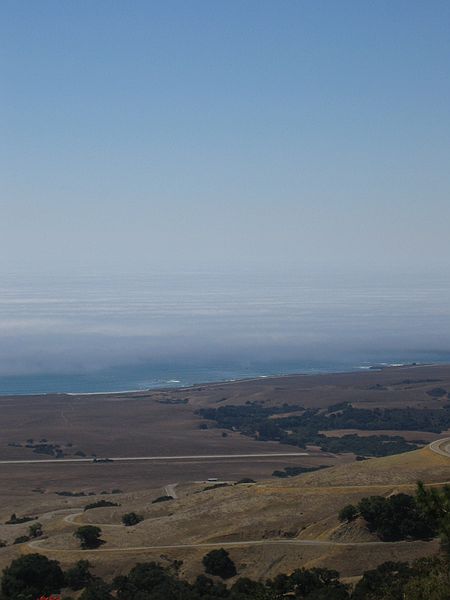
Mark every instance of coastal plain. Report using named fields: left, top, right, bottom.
left=1, top=364, right=450, bottom=580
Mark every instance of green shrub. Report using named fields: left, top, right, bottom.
left=338, top=505, right=359, bottom=523
left=121, top=512, right=143, bottom=526
left=152, top=495, right=173, bottom=503
left=202, top=548, right=237, bottom=579
left=13, top=536, right=30, bottom=545
left=5, top=513, right=36, bottom=524
left=84, top=500, right=120, bottom=511
left=1, top=553, right=64, bottom=600
left=28, top=522, right=43, bottom=538
left=74, top=526, right=103, bottom=549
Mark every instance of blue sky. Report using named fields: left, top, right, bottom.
left=2, top=1, right=450, bottom=274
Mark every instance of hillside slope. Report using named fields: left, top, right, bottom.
left=21, top=447, right=449, bottom=580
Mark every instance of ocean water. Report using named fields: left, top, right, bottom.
left=1, top=270, right=450, bottom=395
left=0, top=361, right=370, bottom=395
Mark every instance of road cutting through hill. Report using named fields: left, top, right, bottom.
left=26, top=508, right=418, bottom=555
left=429, top=438, right=450, bottom=458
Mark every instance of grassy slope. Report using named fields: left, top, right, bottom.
left=8, top=447, right=447, bottom=581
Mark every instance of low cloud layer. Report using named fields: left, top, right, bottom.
left=1, top=270, right=450, bottom=379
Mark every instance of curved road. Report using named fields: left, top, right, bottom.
left=429, top=438, right=450, bottom=458
left=24, top=441, right=450, bottom=556
left=28, top=527, right=408, bottom=553
left=28, top=538, right=410, bottom=552
left=28, top=507, right=416, bottom=555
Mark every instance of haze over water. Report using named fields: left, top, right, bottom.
left=2, top=269, right=450, bottom=395
left=3, top=3, right=450, bottom=395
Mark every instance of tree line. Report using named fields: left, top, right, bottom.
left=196, top=402, right=438, bottom=456
left=3, top=550, right=450, bottom=600
left=340, top=482, right=450, bottom=549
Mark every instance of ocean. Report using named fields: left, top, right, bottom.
left=1, top=270, right=450, bottom=395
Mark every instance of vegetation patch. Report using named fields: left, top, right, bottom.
left=427, top=387, right=448, bottom=398
left=74, top=526, right=104, bottom=549
left=5, top=513, right=36, bottom=525
left=121, top=512, right=143, bottom=526
left=65, top=560, right=93, bottom=590
left=197, top=403, right=434, bottom=455
left=339, top=482, right=450, bottom=544
left=3, top=548, right=450, bottom=600
left=203, top=483, right=230, bottom=491
left=7, top=438, right=88, bottom=459
left=319, top=434, right=417, bottom=456
left=202, top=548, right=237, bottom=579
left=56, top=490, right=89, bottom=497
left=84, top=500, right=120, bottom=511
left=340, top=493, right=435, bottom=541
left=272, top=465, right=328, bottom=478
left=152, top=495, right=174, bottom=503
left=13, top=535, right=30, bottom=545
left=156, top=398, right=189, bottom=404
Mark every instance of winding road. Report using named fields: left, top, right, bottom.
left=22, top=440, right=450, bottom=556
left=429, top=438, right=450, bottom=458
left=28, top=504, right=409, bottom=553
left=28, top=536, right=408, bottom=553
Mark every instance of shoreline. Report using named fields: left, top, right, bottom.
left=0, top=361, right=435, bottom=398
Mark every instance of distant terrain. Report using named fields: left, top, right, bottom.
left=1, top=363, right=450, bottom=582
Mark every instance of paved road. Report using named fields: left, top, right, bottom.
left=0, top=452, right=308, bottom=465
left=429, top=438, right=450, bottom=457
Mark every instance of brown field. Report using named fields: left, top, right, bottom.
left=1, top=363, right=450, bottom=581
left=2, top=363, right=450, bottom=462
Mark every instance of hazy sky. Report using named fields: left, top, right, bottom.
left=2, top=1, right=450, bottom=275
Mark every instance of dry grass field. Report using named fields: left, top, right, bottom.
left=1, top=447, right=446, bottom=581
left=1, top=364, right=450, bottom=581
left=2, top=363, right=450, bottom=461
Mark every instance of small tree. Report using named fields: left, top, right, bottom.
left=202, top=548, right=237, bottom=579
left=13, top=536, right=30, bottom=545
left=152, top=495, right=173, bottom=503
left=84, top=500, right=119, bottom=511
left=121, top=512, right=143, bottom=527
left=1, top=553, right=64, bottom=599
left=29, top=522, right=43, bottom=538
left=74, top=526, right=103, bottom=549
left=338, top=505, right=358, bottom=523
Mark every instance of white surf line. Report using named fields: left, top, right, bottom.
left=0, top=452, right=308, bottom=465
